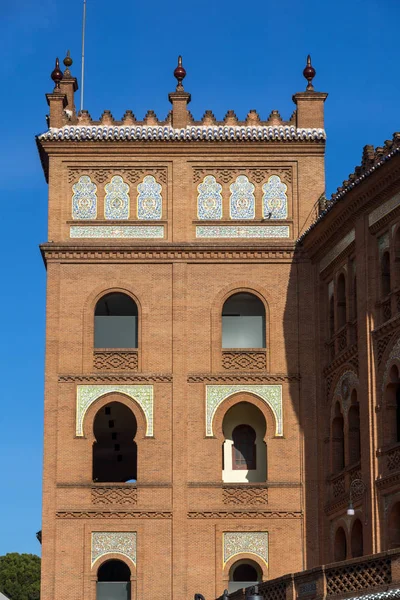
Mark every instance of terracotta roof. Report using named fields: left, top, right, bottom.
left=298, top=131, right=400, bottom=242
left=38, top=124, right=326, bottom=142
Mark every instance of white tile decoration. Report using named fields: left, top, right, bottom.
left=230, top=175, right=255, bottom=219
left=262, top=175, right=288, bottom=219
left=369, top=192, right=400, bottom=227
left=76, top=385, right=154, bottom=437
left=92, top=532, right=136, bottom=566
left=223, top=532, right=268, bottom=566
left=70, top=225, right=164, bottom=238
left=72, top=175, right=97, bottom=219
left=205, top=385, right=283, bottom=437
left=197, top=175, right=223, bottom=220
left=137, top=175, right=162, bottom=220
left=105, top=175, right=130, bottom=220
left=40, top=125, right=326, bottom=142
left=319, top=229, right=355, bottom=273
left=196, top=225, right=289, bottom=238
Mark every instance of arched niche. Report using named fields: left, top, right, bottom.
left=206, top=385, right=282, bottom=438
left=228, top=559, right=263, bottom=594
left=77, top=385, right=153, bottom=437
left=333, top=526, right=347, bottom=562
left=222, top=402, right=267, bottom=483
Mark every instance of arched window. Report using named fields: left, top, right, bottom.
left=337, top=274, right=346, bottom=329
left=329, top=295, right=335, bottom=339
left=395, top=228, right=400, bottom=286
left=381, top=251, right=391, bottom=297
left=93, top=402, right=137, bottom=483
left=332, top=403, right=345, bottom=473
left=348, top=392, right=361, bottom=464
left=228, top=560, right=262, bottom=594
left=222, top=402, right=266, bottom=483
left=334, top=527, right=347, bottom=562
left=232, top=425, right=256, bottom=470
left=222, top=293, right=266, bottom=348
left=351, top=519, right=363, bottom=558
left=95, top=293, right=138, bottom=349
left=97, top=560, right=131, bottom=600
left=353, top=276, right=357, bottom=321
left=385, top=365, right=400, bottom=444
left=388, top=502, right=400, bottom=549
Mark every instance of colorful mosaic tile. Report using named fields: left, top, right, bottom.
left=92, top=532, right=136, bottom=566
left=196, top=225, right=289, bottom=238
left=230, top=175, right=255, bottom=219
left=205, top=385, right=282, bottom=437
left=137, top=175, right=162, bottom=220
left=105, top=175, right=130, bottom=219
left=76, top=385, right=154, bottom=437
left=70, top=225, right=164, bottom=238
left=333, top=371, right=359, bottom=413
left=223, top=532, right=268, bottom=565
left=72, top=175, right=97, bottom=219
left=262, top=175, right=288, bottom=219
left=197, top=175, right=223, bottom=220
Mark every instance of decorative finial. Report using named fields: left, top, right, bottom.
left=51, top=57, right=63, bottom=89
left=174, top=55, right=186, bottom=90
left=63, top=50, right=73, bottom=75
left=303, top=55, right=316, bottom=91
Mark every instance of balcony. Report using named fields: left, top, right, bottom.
left=378, top=286, right=400, bottom=325
left=218, top=549, right=400, bottom=600
left=326, top=462, right=361, bottom=508
left=326, top=321, right=357, bottom=364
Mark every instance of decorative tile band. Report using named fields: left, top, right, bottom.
left=205, top=385, right=282, bottom=437
left=70, top=225, right=164, bottom=239
left=223, top=531, right=268, bottom=566
left=76, top=384, right=154, bottom=437
left=91, top=532, right=136, bottom=566
left=196, top=225, right=290, bottom=239
left=319, top=229, right=355, bottom=272
left=369, top=192, right=400, bottom=227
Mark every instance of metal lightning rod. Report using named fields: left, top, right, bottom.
left=80, top=0, right=87, bottom=111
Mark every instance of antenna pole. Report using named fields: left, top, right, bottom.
left=80, top=0, right=87, bottom=111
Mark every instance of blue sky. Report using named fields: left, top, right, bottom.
left=1, top=0, right=399, bottom=556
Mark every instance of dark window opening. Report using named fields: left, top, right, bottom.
left=97, top=560, right=131, bottom=600
left=381, top=251, right=391, bottom=297
left=351, top=519, right=363, bottom=558
left=95, top=293, right=138, bottom=349
left=334, top=527, right=347, bottom=561
left=222, top=293, right=266, bottom=349
left=93, top=402, right=137, bottom=483
left=232, top=424, right=257, bottom=470
left=228, top=560, right=261, bottom=594
left=337, top=274, right=346, bottom=329
left=332, top=403, right=345, bottom=473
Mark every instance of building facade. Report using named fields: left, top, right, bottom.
left=36, top=54, right=400, bottom=600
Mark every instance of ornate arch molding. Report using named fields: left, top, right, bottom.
left=331, top=370, right=359, bottom=417
left=223, top=532, right=268, bottom=567
left=206, top=385, right=282, bottom=437
left=76, top=385, right=153, bottom=437
left=382, top=336, right=400, bottom=398
left=91, top=532, right=136, bottom=567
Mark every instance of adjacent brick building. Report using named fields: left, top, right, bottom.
left=36, top=53, right=400, bottom=600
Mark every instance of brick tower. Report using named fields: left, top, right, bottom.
left=37, top=53, right=328, bottom=600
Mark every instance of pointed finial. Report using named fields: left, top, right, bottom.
left=174, top=55, right=186, bottom=90
left=51, top=57, right=63, bottom=89
left=303, top=55, right=316, bottom=91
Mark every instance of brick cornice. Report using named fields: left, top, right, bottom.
left=187, top=510, right=302, bottom=518
left=58, top=373, right=172, bottom=383
left=372, top=313, right=400, bottom=340
left=323, top=344, right=358, bottom=377
left=187, top=372, right=299, bottom=383
left=40, top=243, right=306, bottom=265
left=56, top=510, right=172, bottom=519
